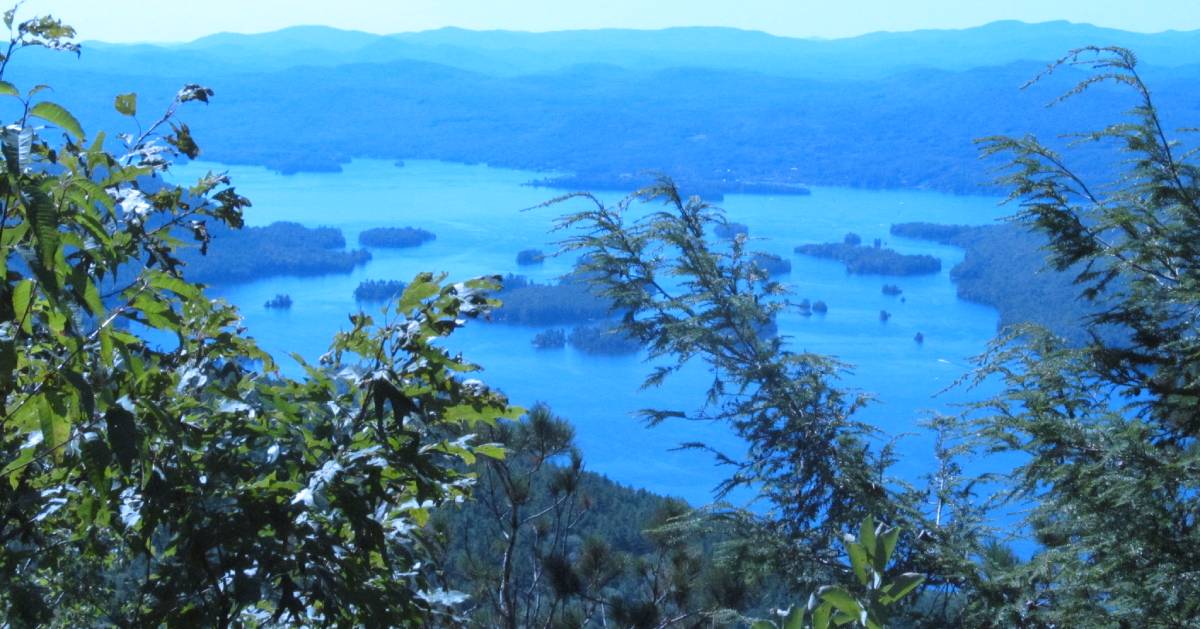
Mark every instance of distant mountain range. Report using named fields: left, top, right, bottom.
left=6, top=21, right=1198, bottom=194
left=44, top=21, right=1200, bottom=79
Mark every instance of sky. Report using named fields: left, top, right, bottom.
left=23, top=0, right=1200, bottom=43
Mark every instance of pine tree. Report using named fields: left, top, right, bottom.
left=972, top=47, right=1200, bottom=625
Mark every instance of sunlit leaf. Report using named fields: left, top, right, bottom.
left=30, top=100, right=84, bottom=140
left=114, top=92, right=136, bottom=116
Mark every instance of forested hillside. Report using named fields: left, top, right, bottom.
left=891, top=222, right=1100, bottom=344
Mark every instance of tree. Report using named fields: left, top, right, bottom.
left=440, top=404, right=736, bottom=628
left=0, top=14, right=517, bottom=626
left=457, top=403, right=603, bottom=628
left=546, top=182, right=924, bottom=598
left=971, top=46, right=1200, bottom=625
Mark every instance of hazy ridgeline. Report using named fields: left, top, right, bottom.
left=7, top=22, right=1199, bottom=196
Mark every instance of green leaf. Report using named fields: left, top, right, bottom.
left=30, top=101, right=84, bottom=140
left=26, top=186, right=60, bottom=274
left=114, top=92, right=136, bottom=116
left=0, top=81, right=17, bottom=97
left=3, top=447, right=34, bottom=489
left=846, top=538, right=869, bottom=587
left=40, top=397, right=71, bottom=462
left=148, top=271, right=201, bottom=301
left=99, top=326, right=114, bottom=367
left=818, top=586, right=862, bottom=619
left=750, top=621, right=777, bottom=629
left=881, top=572, right=925, bottom=604
left=876, top=525, right=900, bottom=574
left=12, top=279, right=33, bottom=333
left=858, top=515, right=877, bottom=555
left=812, top=601, right=833, bottom=629
left=398, top=274, right=440, bottom=312
left=783, top=605, right=807, bottom=629
left=82, top=276, right=104, bottom=318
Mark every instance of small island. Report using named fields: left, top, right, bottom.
left=795, top=238, right=941, bottom=276
left=812, top=300, right=828, bottom=314
left=264, top=294, right=293, bottom=309
left=879, top=310, right=891, bottom=322
left=882, top=284, right=903, bottom=296
left=517, top=249, right=546, bottom=265
left=752, top=252, right=792, bottom=276
left=914, top=332, right=925, bottom=344
left=568, top=323, right=640, bottom=355
left=354, top=279, right=407, bottom=302
left=178, top=221, right=371, bottom=285
left=492, top=273, right=613, bottom=325
left=358, top=226, right=436, bottom=248
left=531, top=328, right=566, bottom=349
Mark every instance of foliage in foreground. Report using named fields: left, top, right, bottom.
left=965, top=46, right=1200, bottom=626
left=753, top=517, right=923, bottom=629
left=544, top=180, right=943, bottom=611
left=0, top=18, right=517, bottom=626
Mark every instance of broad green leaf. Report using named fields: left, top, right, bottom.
left=408, top=505, right=430, bottom=527
left=148, top=271, right=201, bottom=300
left=133, top=292, right=180, bottom=331
left=12, top=279, right=33, bottom=333
left=114, top=92, right=136, bottom=116
left=82, top=277, right=104, bottom=318
left=3, top=446, right=34, bottom=489
left=858, top=516, right=877, bottom=558
left=68, top=178, right=117, bottom=214
left=0, top=81, right=17, bottom=97
left=46, top=306, right=67, bottom=335
left=818, top=586, right=862, bottom=618
left=812, top=601, right=832, bottom=629
left=398, top=275, right=440, bottom=312
left=750, top=621, right=776, bottom=629
left=40, top=398, right=71, bottom=462
left=846, top=538, right=869, bottom=587
left=30, top=100, right=84, bottom=140
left=27, top=187, right=60, bottom=274
left=783, top=605, right=807, bottom=629
left=881, top=572, right=925, bottom=604
left=876, top=525, right=900, bottom=574
left=99, top=326, right=113, bottom=367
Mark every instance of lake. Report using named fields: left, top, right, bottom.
left=171, top=158, right=1010, bottom=505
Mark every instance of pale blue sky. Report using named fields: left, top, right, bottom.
left=24, top=0, right=1200, bottom=43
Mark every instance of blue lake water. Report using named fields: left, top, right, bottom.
left=171, top=159, right=1011, bottom=506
